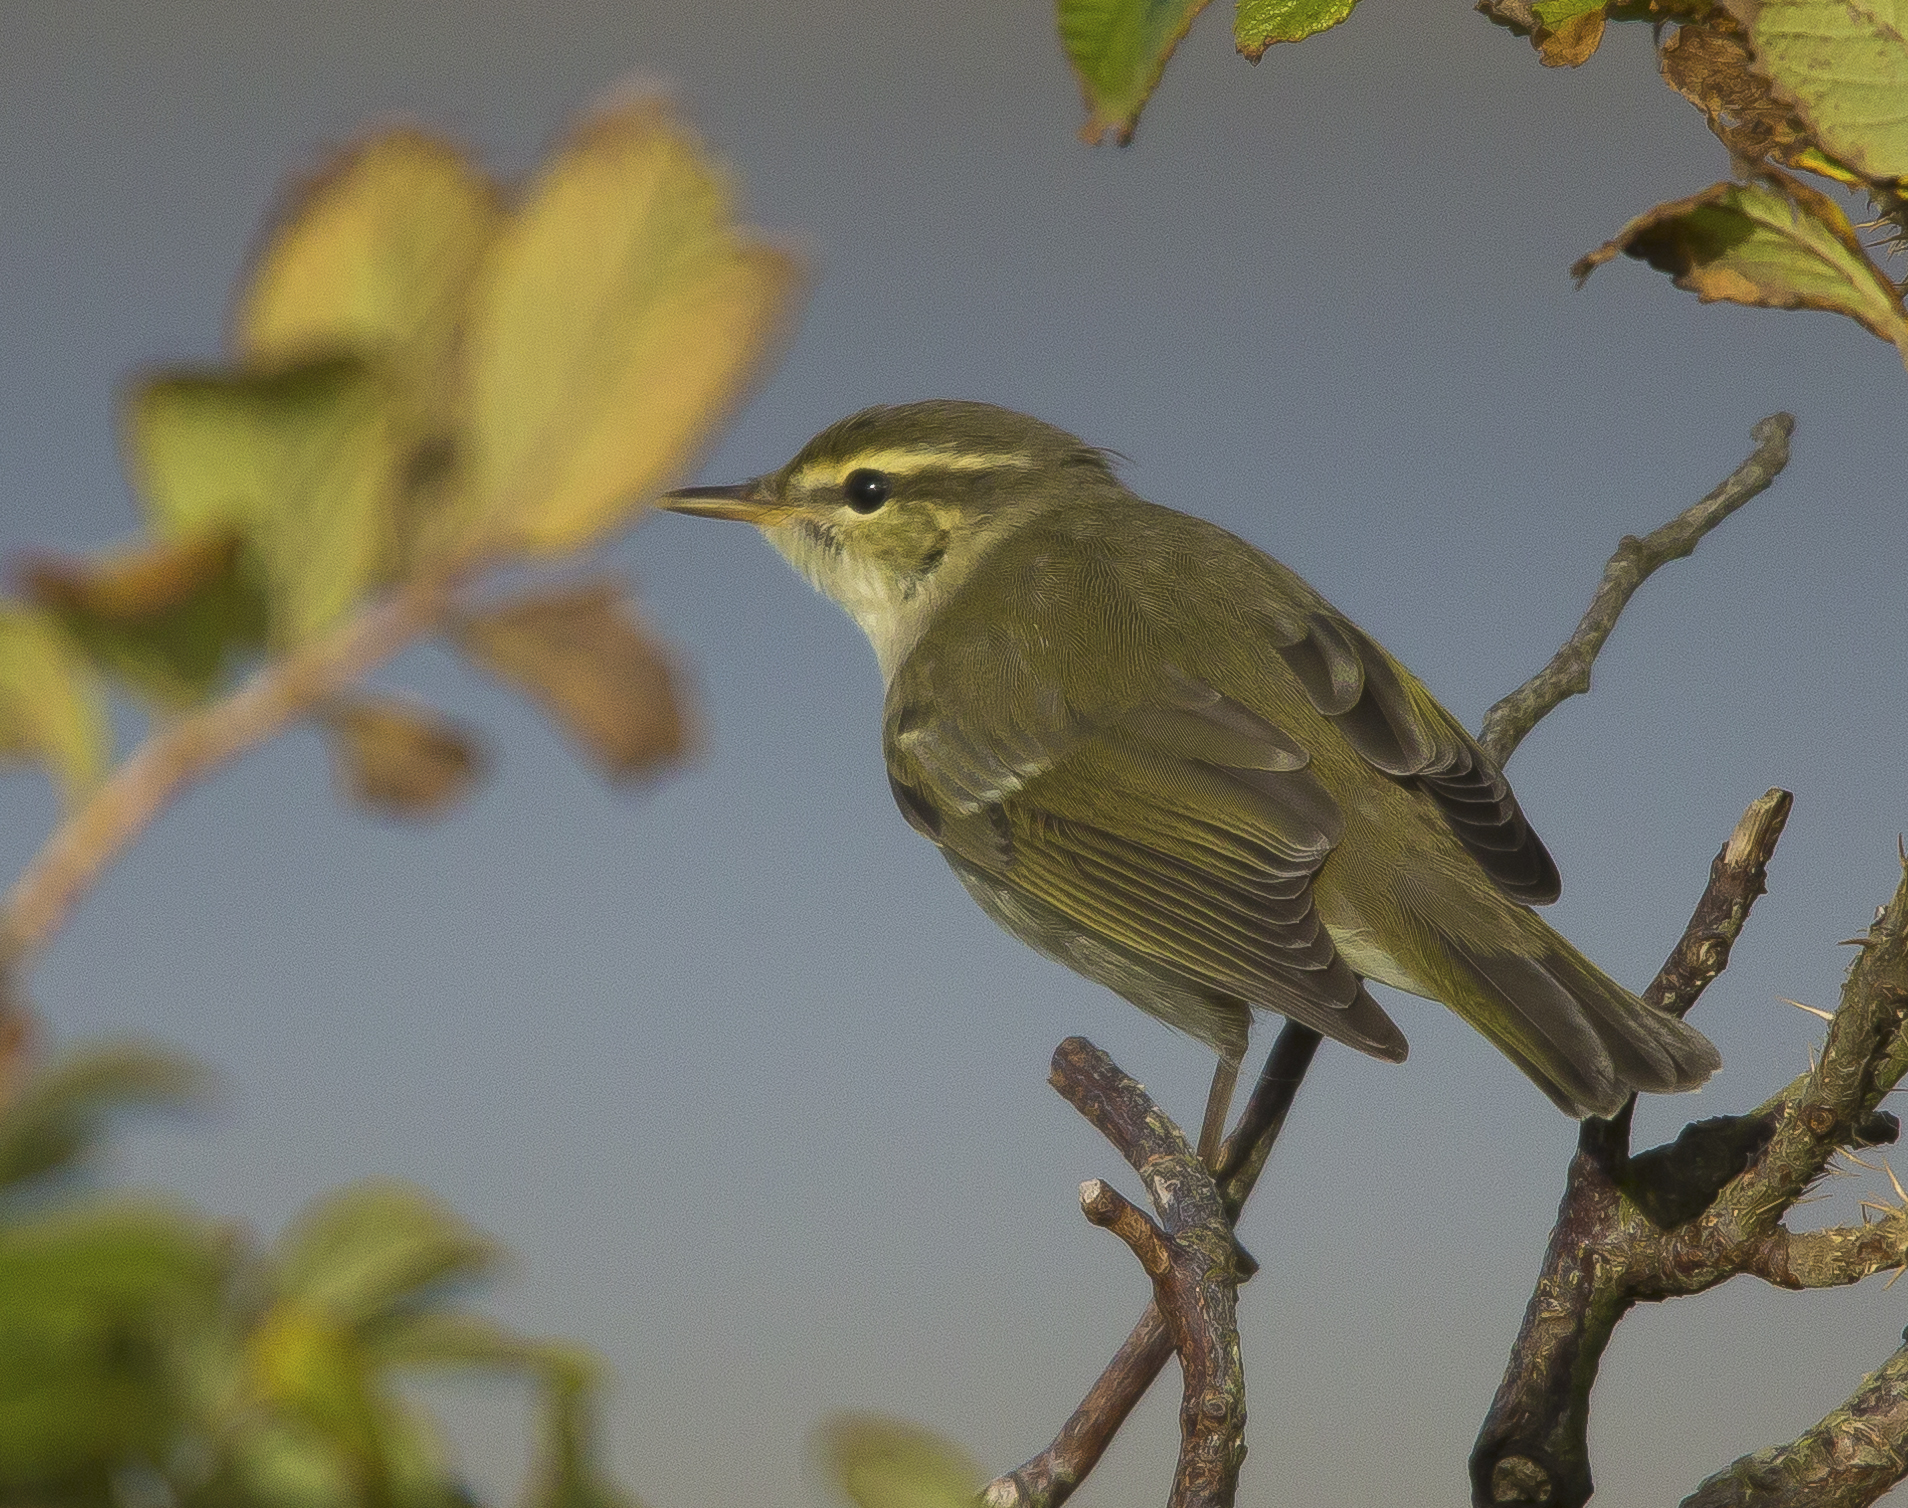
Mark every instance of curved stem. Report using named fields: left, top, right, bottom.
left=0, top=572, right=459, bottom=970
left=1479, top=413, right=1793, bottom=765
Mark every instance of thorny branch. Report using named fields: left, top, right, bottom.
left=1683, top=1341, right=1908, bottom=1508
left=1473, top=800, right=1908, bottom=1508
left=1479, top=412, right=1794, bottom=766
left=985, top=415, right=1795, bottom=1508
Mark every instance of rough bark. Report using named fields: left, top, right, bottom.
left=1473, top=803, right=1908, bottom=1508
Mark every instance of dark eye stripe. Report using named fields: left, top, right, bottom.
left=843, top=468, right=891, bottom=512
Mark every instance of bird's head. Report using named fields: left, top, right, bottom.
left=662, top=399, right=1118, bottom=676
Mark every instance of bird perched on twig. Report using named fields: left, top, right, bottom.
left=664, top=400, right=1720, bottom=1162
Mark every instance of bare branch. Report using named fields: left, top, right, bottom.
left=1647, top=789, right=1794, bottom=1019
left=1479, top=413, right=1793, bottom=765
left=1713, top=870, right=1908, bottom=1242
left=984, top=1023, right=1321, bottom=1508
left=1044, top=1039, right=1247, bottom=1508
left=1475, top=849, right=1908, bottom=1508
left=1740, top=1216, right=1908, bottom=1291
left=1682, top=1342, right=1908, bottom=1508
left=1082, top=1179, right=1174, bottom=1276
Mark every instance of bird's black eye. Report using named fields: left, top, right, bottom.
left=842, top=468, right=891, bottom=513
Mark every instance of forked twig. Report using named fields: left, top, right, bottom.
left=1043, top=1039, right=1246, bottom=1508
left=984, top=1026, right=1320, bottom=1507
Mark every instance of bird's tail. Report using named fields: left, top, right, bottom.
left=1435, top=923, right=1721, bottom=1119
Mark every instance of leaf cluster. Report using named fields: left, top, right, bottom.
left=0, top=1042, right=637, bottom=1508
left=1056, top=0, right=1908, bottom=371
left=0, top=102, right=799, bottom=824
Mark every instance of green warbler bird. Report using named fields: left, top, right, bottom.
left=664, top=400, right=1720, bottom=1160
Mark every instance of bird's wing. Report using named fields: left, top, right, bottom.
left=885, top=667, right=1407, bottom=1061
left=1274, top=609, right=1561, bottom=904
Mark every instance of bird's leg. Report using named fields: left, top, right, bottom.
left=1196, top=1051, right=1242, bottom=1169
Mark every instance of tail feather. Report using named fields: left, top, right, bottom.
left=1437, top=927, right=1720, bottom=1119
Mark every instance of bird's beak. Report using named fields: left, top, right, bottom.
left=659, top=478, right=793, bottom=525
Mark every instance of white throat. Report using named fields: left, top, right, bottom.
left=763, top=520, right=944, bottom=684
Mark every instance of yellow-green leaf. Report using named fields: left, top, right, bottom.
left=465, top=100, right=803, bottom=557
left=0, top=606, right=109, bottom=805
left=236, top=132, right=503, bottom=578
left=323, top=695, right=486, bottom=821
left=1724, top=0, right=1908, bottom=182
left=237, top=131, right=501, bottom=419
left=126, top=356, right=403, bottom=644
left=818, top=1417, right=981, bottom=1508
left=20, top=528, right=270, bottom=707
left=1573, top=172, right=1908, bottom=365
left=455, top=582, right=693, bottom=782
left=1235, top=0, right=1358, bottom=59
left=1058, top=0, right=1214, bottom=144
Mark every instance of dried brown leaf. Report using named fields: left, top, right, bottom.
left=1661, top=14, right=1815, bottom=164
left=325, top=695, right=486, bottom=820
left=18, top=532, right=242, bottom=622
left=1536, top=1, right=1608, bottom=66
left=455, top=581, right=692, bottom=782
left=1476, top=0, right=1541, bottom=35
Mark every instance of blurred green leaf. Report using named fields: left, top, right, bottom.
left=455, top=582, right=692, bottom=782
left=1057, top=0, right=1213, bottom=144
left=525, top=1358, right=644, bottom=1508
left=359, top=1308, right=553, bottom=1371
left=0, top=605, right=110, bottom=805
left=464, top=98, right=803, bottom=557
left=819, top=1417, right=981, bottom=1508
left=218, top=1420, right=361, bottom=1508
left=271, top=1180, right=499, bottom=1324
left=20, top=528, right=271, bottom=707
left=1574, top=172, right=1908, bottom=363
left=0, top=1041, right=206, bottom=1192
left=1234, top=0, right=1358, bottom=60
left=126, top=356, right=402, bottom=645
left=1725, top=0, right=1908, bottom=182
left=0, top=1198, right=224, bottom=1477
left=243, top=1299, right=389, bottom=1467
left=323, top=695, right=487, bottom=821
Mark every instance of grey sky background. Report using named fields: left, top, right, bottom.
left=4, top=2, right=1906, bottom=1504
